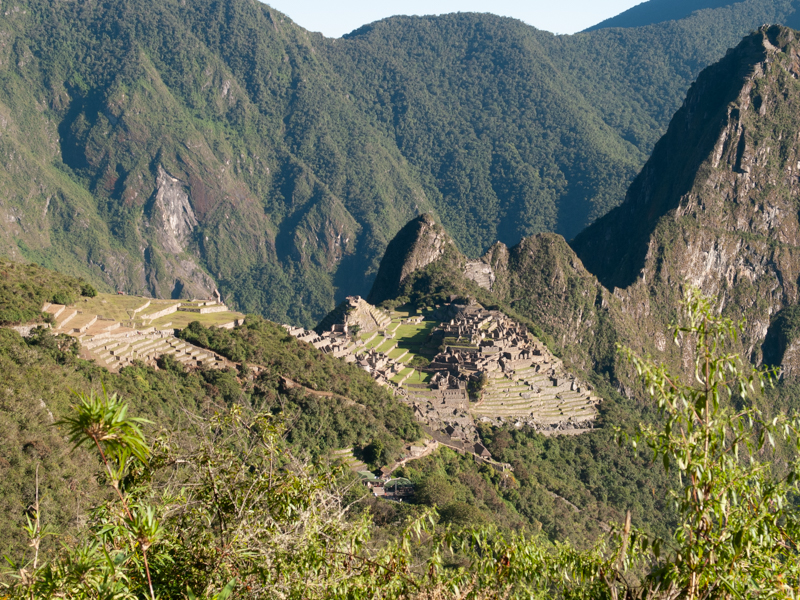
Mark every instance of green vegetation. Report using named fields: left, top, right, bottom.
left=0, top=261, right=94, bottom=325
left=0, top=307, right=419, bottom=559
left=586, top=0, right=756, bottom=31
left=0, top=0, right=797, bottom=326
left=6, top=288, right=800, bottom=598
left=177, top=317, right=420, bottom=459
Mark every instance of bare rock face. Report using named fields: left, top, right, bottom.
left=367, top=213, right=455, bottom=305
left=572, top=26, right=800, bottom=364
left=463, top=261, right=495, bottom=291
left=150, top=166, right=199, bottom=255
left=142, top=166, right=215, bottom=299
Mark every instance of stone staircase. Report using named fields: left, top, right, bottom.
left=367, top=304, right=393, bottom=330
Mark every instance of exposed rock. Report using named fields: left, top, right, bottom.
left=367, top=214, right=455, bottom=305
left=464, top=261, right=495, bottom=291
left=149, top=165, right=198, bottom=255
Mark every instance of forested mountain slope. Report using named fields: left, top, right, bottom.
left=1, top=0, right=799, bottom=326
left=352, top=30, right=800, bottom=553
left=586, top=0, right=754, bottom=31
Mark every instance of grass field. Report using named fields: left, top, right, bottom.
left=404, top=369, right=432, bottom=384
left=376, top=339, right=397, bottom=353
left=78, top=293, right=162, bottom=321
left=394, top=321, right=438, bottom=355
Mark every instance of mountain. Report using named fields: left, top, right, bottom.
left=572, top=25, right=800, bottom=369
left=585, top=0, right=754, bottom=31
left=367, top=214, right=457, bottom=306
left=2, top=0, right=800, bottom=327
left=11, top=23, right=800, bottom=571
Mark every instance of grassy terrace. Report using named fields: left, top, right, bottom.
left=79, top=293, right=168, bottom=321
left=404, top=370, right=432, bottom=384
left=391, top=367, right=415, bottom=383
left=70, top=293, right=243, bottom=330
left=150, top=311, right=242, bottom=329
left=348, top=306, right=440, bottom=387
left=388, top=347, right=408, bottom=360
left=376, top=339, right=397, bottom=353
left=394, top=320, right=438, bottom=356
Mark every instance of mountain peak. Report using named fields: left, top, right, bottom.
left=572, top=25, right=800, bottom=359
left=572, top=25, right=796, bottom=290
left=367, top=214, right=455, bottom=305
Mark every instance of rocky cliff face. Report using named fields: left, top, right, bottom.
left=367, top=214, right=455, bottom=305
left=149, top=166, right=198, bottom=255
left=572, top=26, right=800, bottom=365
left=142, top=166, right=215, bottom=299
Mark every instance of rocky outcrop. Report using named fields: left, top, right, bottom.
left=143, top=166, right=215, bottom=299
left=571, top=26, right=800, bottom=365
left=366, top=27, right=800, bottom=382
left=149, top=166, right=198, bottom=255
left=367, top=214, right=455, bottom=305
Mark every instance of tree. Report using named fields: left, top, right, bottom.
left=467, top=373, right=488, bottom=401
left=615, top=288, right=800, bottom=598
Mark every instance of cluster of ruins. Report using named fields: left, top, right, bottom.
left=284, top=297, right=601, bottom=465
left=37, top=295, right=244, bottom=372
left=283, top=296, right=414, bottom=387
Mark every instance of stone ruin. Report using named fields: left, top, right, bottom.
left=405, top=302, right=600, bottom=442
left=285, top=298, right=601, bottom=463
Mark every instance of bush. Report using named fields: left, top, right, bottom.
left=80, top=283, right=97, bottom=297
left=50, top=291, right=76, bottom=306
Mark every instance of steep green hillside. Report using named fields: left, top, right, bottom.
left=0, top=266, right=420, bottom=559
left=586, top=0, right=752, bottom=31
left=0, top=260, right=95, bottom=325
left=357, top=26, right=800, bottom=543
left=1, top=0, right=799, bottom=327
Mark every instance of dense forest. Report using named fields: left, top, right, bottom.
left=0, top=0, right=799, bottom=325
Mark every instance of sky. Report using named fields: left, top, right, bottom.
left=261, top=0, right=645, bottom=38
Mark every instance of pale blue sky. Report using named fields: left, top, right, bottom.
left=262, top=0, right=645, bottom=37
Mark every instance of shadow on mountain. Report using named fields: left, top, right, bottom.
left=571, top=29, right=770, bottom=290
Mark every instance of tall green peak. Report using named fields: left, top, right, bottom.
left=367, top=214, right=456, bottom=306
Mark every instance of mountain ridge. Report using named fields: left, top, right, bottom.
left=585, top=0, right=751, bottom=31
left=3, top=0, right=800, bottom=326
